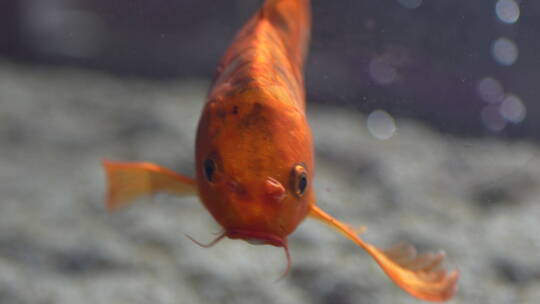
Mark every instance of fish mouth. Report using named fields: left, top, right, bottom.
left=226, top=229, right=286, bottom=247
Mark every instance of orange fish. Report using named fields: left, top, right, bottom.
left=103, top=0, right=458, bottom=301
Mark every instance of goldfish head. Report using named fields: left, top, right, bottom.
left=195, top=95, right=315, bottom=248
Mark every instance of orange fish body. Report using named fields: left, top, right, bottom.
left=103, top=0, right=458, bottom=301
left=195, top=0, right=313, bottom=248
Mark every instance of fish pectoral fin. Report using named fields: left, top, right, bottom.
left=309, top=205, right=458, bottom=302
left=102, top=159, right=197, bottom=211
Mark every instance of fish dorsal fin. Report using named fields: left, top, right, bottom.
left=309, top=205, right=459, bottom=302
left=262, top=0, right=311, bottom=69
left=102, top=159, right=196, bottom=210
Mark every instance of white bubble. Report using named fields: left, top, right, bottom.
left=369, top=58, right=397, bottom=85
left=477, top=77, right=504, bottom=104
left=397, top=0, right=423, bottom=9
left=481, top=105, right=507, bottom=131
left=499, top=94, right=526, bottom=123
left=367, top=110, right=396, bottom=140
left=492, top=37, right=519, bottom=66
left=496, top=0, right=520, bottom=24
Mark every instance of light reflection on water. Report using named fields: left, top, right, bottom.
left=475, top=0, right=524, bottom=133
left=477, top=75, right=527, bottom=131
left=368, top=58, right=397, bottom=86
left=481, top=105, right=507, bottom=132
left=367, top=110, right=397, bottom=140
left=496, top=0, right=520, bottom=24
left=477, top=77, right=505, bottom=104
left=500, top=94, right=526, bottom=124
left=492, top=37, right=519, bottom=66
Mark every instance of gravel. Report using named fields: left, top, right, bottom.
left=1, top=60, right=539, bottom=303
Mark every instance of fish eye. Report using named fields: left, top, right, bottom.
left=291, top=163, right=308, bottom=197
left=203, top=158, right=216, bottom=182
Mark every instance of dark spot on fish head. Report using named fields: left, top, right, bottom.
left=238, top=102, right=264, bottom=128
left=217, top=109, right=226, bottom=119
left=268, top=9, right=291, bottom=34
left=232, top=105, right=239, bottom=115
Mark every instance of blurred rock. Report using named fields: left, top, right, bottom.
left=493, top=257, right=540, bottom=285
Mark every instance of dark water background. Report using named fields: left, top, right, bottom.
left=1, top=0, right=538, bottom=139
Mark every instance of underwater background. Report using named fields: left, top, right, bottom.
left=1, top=0, right=539, bottom=303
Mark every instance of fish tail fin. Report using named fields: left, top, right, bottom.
left=102, top=159, right=197, bottom=211
left=262, top=0, right=311, bottom=68
left=309, top=205, right=459, bottom=302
